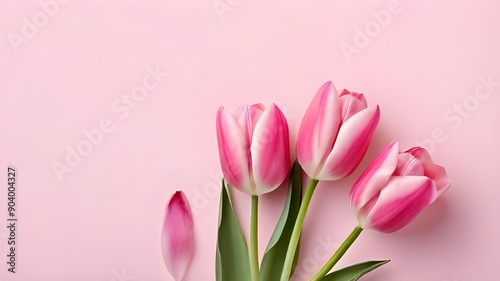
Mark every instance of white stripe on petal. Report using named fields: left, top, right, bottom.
left=251, top=104, right=290, bottom=195
left=216, top=107, right=252, bottom=194
left=350, top=141, right=400, bottom=212
left=363, top=176, right=437, bottom=233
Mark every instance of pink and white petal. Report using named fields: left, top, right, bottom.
left=406, top=146, right=450, bottom=196
left=296, top=81, right=342, bottom=179
left=394, top=153, right=425, bottom=176
left=339, top=89, right=367, bottom=106
left=161, top=191, right=195, bottom=281
left=405, top=147, right=433, bottom=164
left=362, top=176, right=437, bottom=233
left=350, top=141, right=400, bottom=211
left=216, top=107, right=252, bottom=194
left=233, top=103, right=266, bottom=125
left=356, top=195, right=379, bottom=225
left=318, top=106, right=380, bottom=181
left=234, top=104, right=266, bottom=144
left=423, top=162, right=451, bottom=196
left=339, top=92, right=368, bottom=121
left=251, top=104, right=290, bottom=195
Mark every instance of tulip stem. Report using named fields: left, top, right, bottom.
left=280, top=178, right=320, bottom=281
left=250, top=195, right=260, bottom=281
left=310, top=226, right=364, bottom=281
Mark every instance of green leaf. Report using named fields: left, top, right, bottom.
left=320, top=260, right=390, bottom=281
left=260, top=161, right=303, bottom=281
left=215, top=180, right=252, bottom=281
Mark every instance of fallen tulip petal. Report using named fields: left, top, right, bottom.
left=161, top=191, right=195, bottom=281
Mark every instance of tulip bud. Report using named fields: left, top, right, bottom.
left=296, top=81, right=380, bottom=181
left=161, top=191, right=195, bottom=281
left=216, top=103, right=290, bottom=195
left=350, top=141, right=451, bottom=233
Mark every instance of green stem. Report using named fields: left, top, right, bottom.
left=280, top=178, right=320, bottom=281
left=310, top=226, right=364, bottom=281
left=250, top=195, right=260, bottom=281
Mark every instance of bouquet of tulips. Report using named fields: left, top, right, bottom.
left=160, top=81, right=451, bottom=281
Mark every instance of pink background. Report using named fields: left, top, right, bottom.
left=1, top=0, right=499, bottom=280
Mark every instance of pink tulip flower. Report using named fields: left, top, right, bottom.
left=216, top=103, right=290, bottom=195
left=296, top=81, right=380, bottom=180
left=350, top=141, right=451, bottom=233
left=161, top=191, right=195, bottom=281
